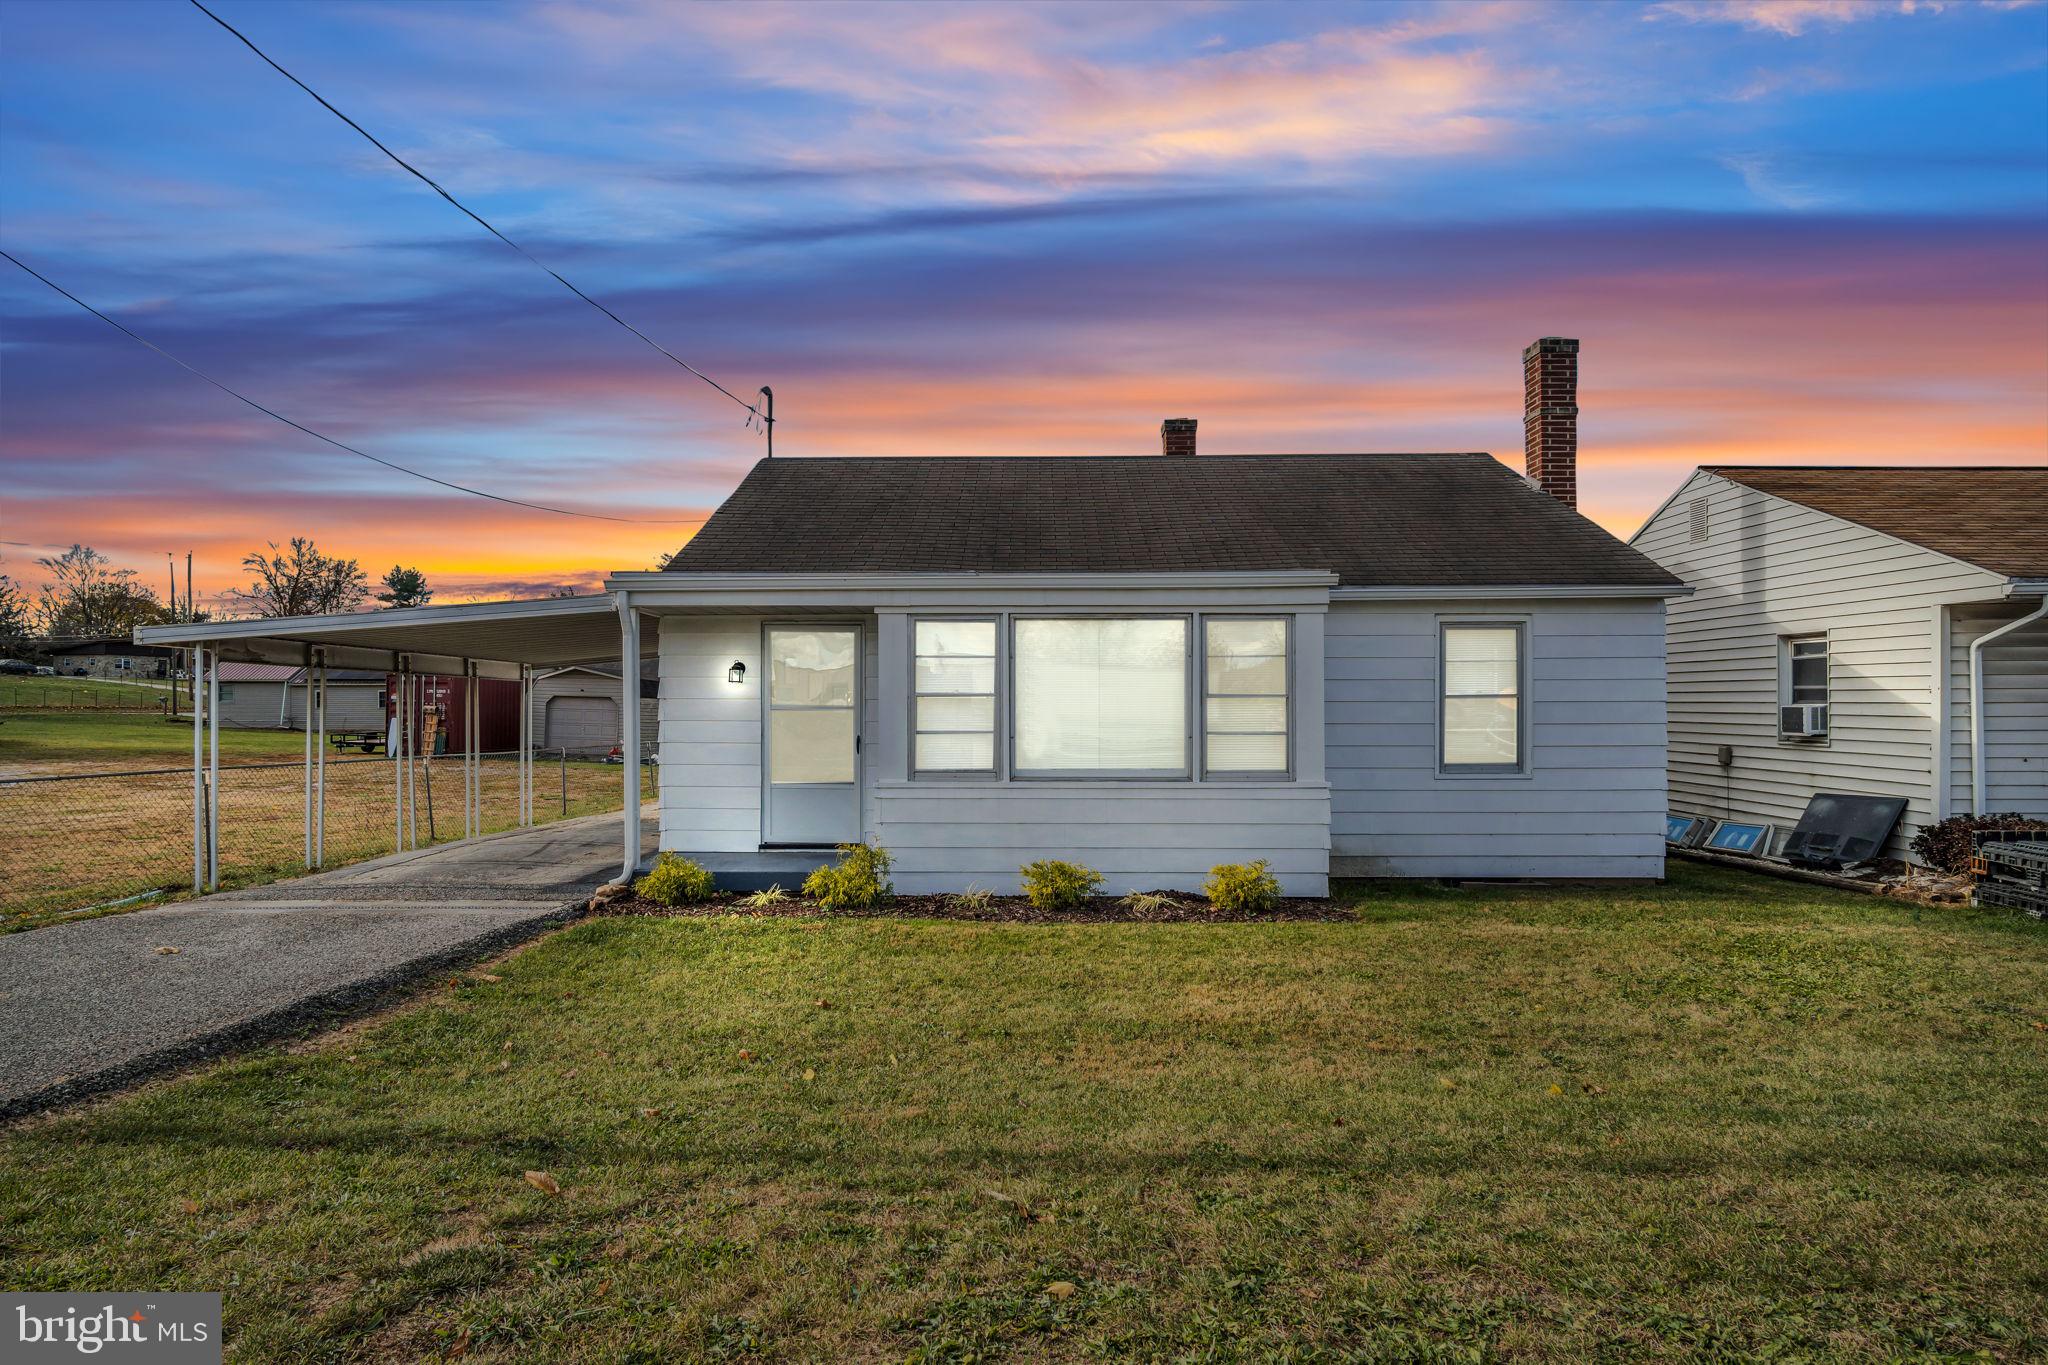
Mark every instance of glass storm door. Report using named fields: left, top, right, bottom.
left=763, top=626, right=860, bottom=845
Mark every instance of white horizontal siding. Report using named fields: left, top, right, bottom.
left=658, top=616, right=764, bottom=853
left=1948, top=606, right=2048, bottom=819
left=1325, top=597, right=1667, bottom=879
left=874, top=781, right=1331, bottom=896
left=1635, top=471, right=2009, bottom=853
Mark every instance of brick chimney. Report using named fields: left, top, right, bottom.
left=1160, top=417, right=1197, bottom=457
left=1522, top=337, right=1578, bottom=508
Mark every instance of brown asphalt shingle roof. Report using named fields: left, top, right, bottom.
left=1705, top=466, right=2048, bottom=579
left=666, top=454, right=1682, bottom=589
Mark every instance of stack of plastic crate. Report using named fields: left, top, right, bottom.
left=1971, top=833, right=2048, bottom=919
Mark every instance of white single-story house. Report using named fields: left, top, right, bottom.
left=212, top=662, right=386, bottom=731
left=139, top=338, right=1688, bottom=893
left=1632, top=465, right=2047, bottom=856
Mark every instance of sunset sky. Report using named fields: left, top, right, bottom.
left=3, top=0, right=2044, bottom=609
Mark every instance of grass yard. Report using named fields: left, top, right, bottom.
left=0, top=675, right=180, bottom=710
left=2, top=863, right=2042, bottom=1361
left=0, top=708, right=304, bottom=771
left=0, top=755, right=644, bottom=932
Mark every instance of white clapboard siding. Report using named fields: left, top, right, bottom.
left=658, top=615, right=881, bottom=852
left=1635, top=470, right=2010, bottom=852
left=1325, top=597, right=1667, bottom=878
left=1948, top=606, right=2048, bottom=818
left=874, top=781, right=1331, bottom=895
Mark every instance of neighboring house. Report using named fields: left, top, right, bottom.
left=211, top=663, right=386, bottom=731
left=531, top=663, right=658, bottom=757
left=1632, top=466, right=2048, bottom=856
left=43, top=638, right=178, bottom=680
left=142, top=337, right=1689, bottom=893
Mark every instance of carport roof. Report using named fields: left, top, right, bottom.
left=136, top=595, right=647, bottom=677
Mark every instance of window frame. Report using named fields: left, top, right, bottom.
left=1200, top=614, right=1293, bottom=780
left=1435, top=618, right=1529, bottom=778
left=1777, top=633, right=1830, bottom=745
left=1007, top=612, right=1194, bottom=781
left=908, top=615, right=1002, bottom=779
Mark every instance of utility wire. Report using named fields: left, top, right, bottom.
left=1, top=249, right=689, bottom=525
left=189, top=0, right=770, bottom=428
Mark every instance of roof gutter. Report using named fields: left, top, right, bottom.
left=1969, top=592, right=2048, bottom=816
left=1328, top=583, right=1690, bottom=601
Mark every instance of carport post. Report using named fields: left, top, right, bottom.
left=392, top=663, right=403, bottom=855
left=303, top=646, right=314, bottom=868
left=314, top=652, right=327, bottom=867
left=207, top=649, right=220, bottom=891
left=518, top=664, right=532, bottom=827
left=191, top=644, right=205, bottom=894
left=618, top=593, right=641, bottom=883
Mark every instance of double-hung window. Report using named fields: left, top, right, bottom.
left=1012, top=617, right=1188, bottom=776
left=1203, top=618, right=1289, bottom=776
left=913, top=620, right=997, bottom=774
left=1779, top=635, right=1829, bottom=739
left=1440, top=622, right=1524, bottom=773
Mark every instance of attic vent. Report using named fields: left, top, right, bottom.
left=1688, top=499, right=1709, bottom=542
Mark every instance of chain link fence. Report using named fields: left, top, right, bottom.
left=0, top=749, right=654, bottom=932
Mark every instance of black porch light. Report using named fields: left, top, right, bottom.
left=727, top=660, right=747, bottom=685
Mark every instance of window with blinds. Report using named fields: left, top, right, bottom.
left=912, top=619, right=997, bottom=774
left=1440, top=622, right=1524, bottom=772
left=1203, top=617, right=1288, bottom=776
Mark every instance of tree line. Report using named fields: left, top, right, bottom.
left=0, top=541, right=434, bottom=653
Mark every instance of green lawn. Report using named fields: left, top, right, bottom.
left=0, top=708, right=305, bottom=768
left=0, top=674, right=181, bottom=708
left=3, top=864, right=2042, bottom=1362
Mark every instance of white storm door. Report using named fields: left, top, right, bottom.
left=763, top=626, right=860, bottom=845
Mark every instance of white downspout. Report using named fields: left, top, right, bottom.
left=1969, top=593, right=2048, bottom=817
left=618, top=591, right=641, bottom=884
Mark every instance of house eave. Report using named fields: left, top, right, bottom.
left=1329, top=583, right=1691, bottom=601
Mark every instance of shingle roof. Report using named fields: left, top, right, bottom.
left=215, top=662, right=300, bottom=683
left=666, top=455, right=1681, bottom=589
left=1704, top=466, right=2048, bottom=579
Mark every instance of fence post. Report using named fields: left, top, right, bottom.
left=560, top=748, right=567, bottom=817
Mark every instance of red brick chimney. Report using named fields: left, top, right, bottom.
left=1522, top=337, right=1578, bottom=508
left=1160, top=417, right=1197, bottom=457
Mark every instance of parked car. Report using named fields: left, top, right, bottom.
left=0, top=658, right=33, bottom=675
left=33, top=665, right=56, bottom=676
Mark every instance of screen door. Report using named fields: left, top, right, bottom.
left=763, top=626, right=860, bottom=845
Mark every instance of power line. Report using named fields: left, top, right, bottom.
left=1, top=249, right=690, bottom=525
left=189, top=0, right=774, bottom=440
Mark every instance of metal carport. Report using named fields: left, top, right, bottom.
left=136, top=593, right=657, bottom=890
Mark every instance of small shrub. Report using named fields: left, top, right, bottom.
left=1120, top=890, right=1179, bottom=918
left=738, top=884, right=789, bottom=908
left=1911, top=813, right=2048, bottom=874
left=1203, top=860, right=1282, bottom=914
left=1019, top=859, right=1103, bottom=911
left=635, top=853, right=716, bottom=906
left=802, top=843, right=894, bottom=912
left=947, top=885, right=997, bottom=912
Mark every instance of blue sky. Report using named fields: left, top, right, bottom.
left=3, top=0, right=2043, bottom=601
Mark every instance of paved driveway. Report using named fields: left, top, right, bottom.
left=0, top=808, right=652, bottom=1118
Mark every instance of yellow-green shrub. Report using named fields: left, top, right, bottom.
left=802, top=843, right=894, bottom=912
left=1204, top=859, right=1281, bottom=913
left=635, top=853, right=716, bottom=906
left=1019, top=859, right=1103, bottom=911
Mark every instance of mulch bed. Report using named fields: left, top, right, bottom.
left=590, top=890, right=1355, bottom=924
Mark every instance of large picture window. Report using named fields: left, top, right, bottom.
left=1204, top=618, right=1288, bottom=776
left=1013, top=617, right=1188, bottom=776
left=913, top=619, right=997, bottom=773
left=1440, top=622, right=1523, bottom=772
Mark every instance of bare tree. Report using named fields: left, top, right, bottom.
left=0, top=558, right=32, bottom=654
left=32, top=544, right=170, bottom=637
left=230, top=539, right=369, bottom=618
